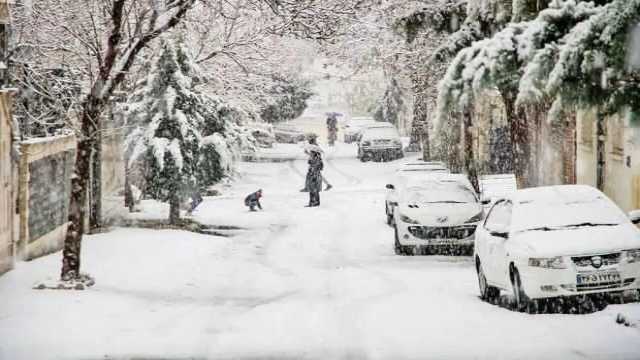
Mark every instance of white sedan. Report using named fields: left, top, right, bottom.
left=392, top=177, right=483, bottom=256
left=474, top=185, right=640, bottom=312
left=385, top=163, right=450, bottom=225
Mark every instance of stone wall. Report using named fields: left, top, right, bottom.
left=18, top=134, right=76, bottom=260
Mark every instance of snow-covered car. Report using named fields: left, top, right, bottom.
left=342, top=117, right=376, bottom=143
left=479, top=174, right=517, bottom=207
left=250, top=128, right=275, bottom=148
left=357, top=125, right=403, bottom=162
left=474, top=185, right=640, bottom=312
left=273, top=124, right=305, bottom=144
left=385, top=163, right=451, bottom=224
left=397, top=162, right=449, bottom=173
left=392, top=175, right=482, bottom=256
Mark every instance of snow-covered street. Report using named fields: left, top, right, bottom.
left=1, top=152, right=639, bottom=360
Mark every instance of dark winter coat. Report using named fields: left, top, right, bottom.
left=306, top=152, right=323, bottom=193
left=326, top=116, right=338, bottom=130
left=244, top=191, right=263, bottom=209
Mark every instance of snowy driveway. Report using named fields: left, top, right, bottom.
left=1, top=156, right=640, bottom=360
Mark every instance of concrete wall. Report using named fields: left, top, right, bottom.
left=102, top=128, right=125, bottom=197
left=576, top=108, right=640, bottom=212
left=0, top=91, right=16, bottom=275
left=18, top=134, right=76, bottom=260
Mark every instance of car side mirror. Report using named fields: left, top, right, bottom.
left=630, top=210, right=640, bottom=225
left=488, top=224, right=509, bottom=239
left=386, top=184, right=395, bottom=190
left=480, top=198, right=491, bottom=205
left=490, top=230, right=509, bottom=239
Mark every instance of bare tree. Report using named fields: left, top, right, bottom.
left=11, top=0, right=364, bottom=284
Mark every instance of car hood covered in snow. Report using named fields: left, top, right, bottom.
left=510, top=223, right=640, bottom=257
left=398, top=202, right=482, bottom=226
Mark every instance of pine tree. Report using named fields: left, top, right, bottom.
left=126, top=39, right=204, bottom=224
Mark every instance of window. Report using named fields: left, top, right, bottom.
left=484, top=200, right=512, bottom=232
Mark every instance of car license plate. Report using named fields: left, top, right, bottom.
left=576, top=271, right=621, bottom=285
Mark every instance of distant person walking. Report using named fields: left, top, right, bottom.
left=326, top=114, right=338, bottom=146
left=305, top=148, right=323, bottom=207
left=244, top=189, right=263, bottom=211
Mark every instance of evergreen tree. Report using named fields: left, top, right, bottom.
left=259, top=74, right=314, bottom=124
left=126, top=39, right=204, bottom=224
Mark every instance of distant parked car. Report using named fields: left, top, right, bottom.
left=479, top=174, right=518, bottom=207
left=273, top=124, right=305, bottom=144
left=357, top=124, right=403, bottom=162
left=391, top=174, right=482, bottom=256
left=342, top=117, right=376, bottom=143
left=474, top=185, right=640, bottom=313
left=397, top=161, right=449, bottom=173
left=250, top=128, right=275, bottom=148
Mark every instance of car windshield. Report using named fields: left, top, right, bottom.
left=405, top=184, right=477, bottom=203
left=513, top=197, right=625, bottom=233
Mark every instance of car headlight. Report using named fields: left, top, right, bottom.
left=400, top=214, right=420, bottom=224
left=393, top=139, right=402, bottom=146
left=362, top=141, right=371, bottom=146
left=465, top=212, right=483, bottom=223
left=528, top=257, right=567, bottom=269
left=625, top=249, right=640, bottom=263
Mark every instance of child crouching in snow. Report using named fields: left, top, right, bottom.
left=244, top=189, right=263, bottom=212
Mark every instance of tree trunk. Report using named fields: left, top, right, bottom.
left=89, top=121, right=102, bottom=231
left=124, top=161, right=135, bottom=212
left=407, top=91, right=426, bottom=154
left=422, top=119, right=431, bottom=161
left=61, top=100, right=101, bottom=280
left=463, top=108, right=479, bottom=193
left=169, top=193, right=180, bottom=225
left=562, top=113, right=577, bottom=184
left=596, top=110, right=606, bottom=191
left=502, top=92, right=530, bottom=188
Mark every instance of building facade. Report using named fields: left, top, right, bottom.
left=576, top=109, right=640, bottom=212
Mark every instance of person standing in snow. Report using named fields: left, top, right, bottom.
left=306, top=148, right=323, bottom=207
left=300, top=134, right=332, bottom=192
left=244, top=189, right=263, bottom=211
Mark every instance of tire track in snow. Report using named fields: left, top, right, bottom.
left=324, top=158, right=363, bottom=186
left=287, top=159, right=306, bottom=180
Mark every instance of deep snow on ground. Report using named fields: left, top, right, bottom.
left=1, top=152, right=640, bottom=360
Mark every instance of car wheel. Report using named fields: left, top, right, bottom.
left=511, top=267, right=529, bottom=312
left=477, top=260, right=499, bottom=302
